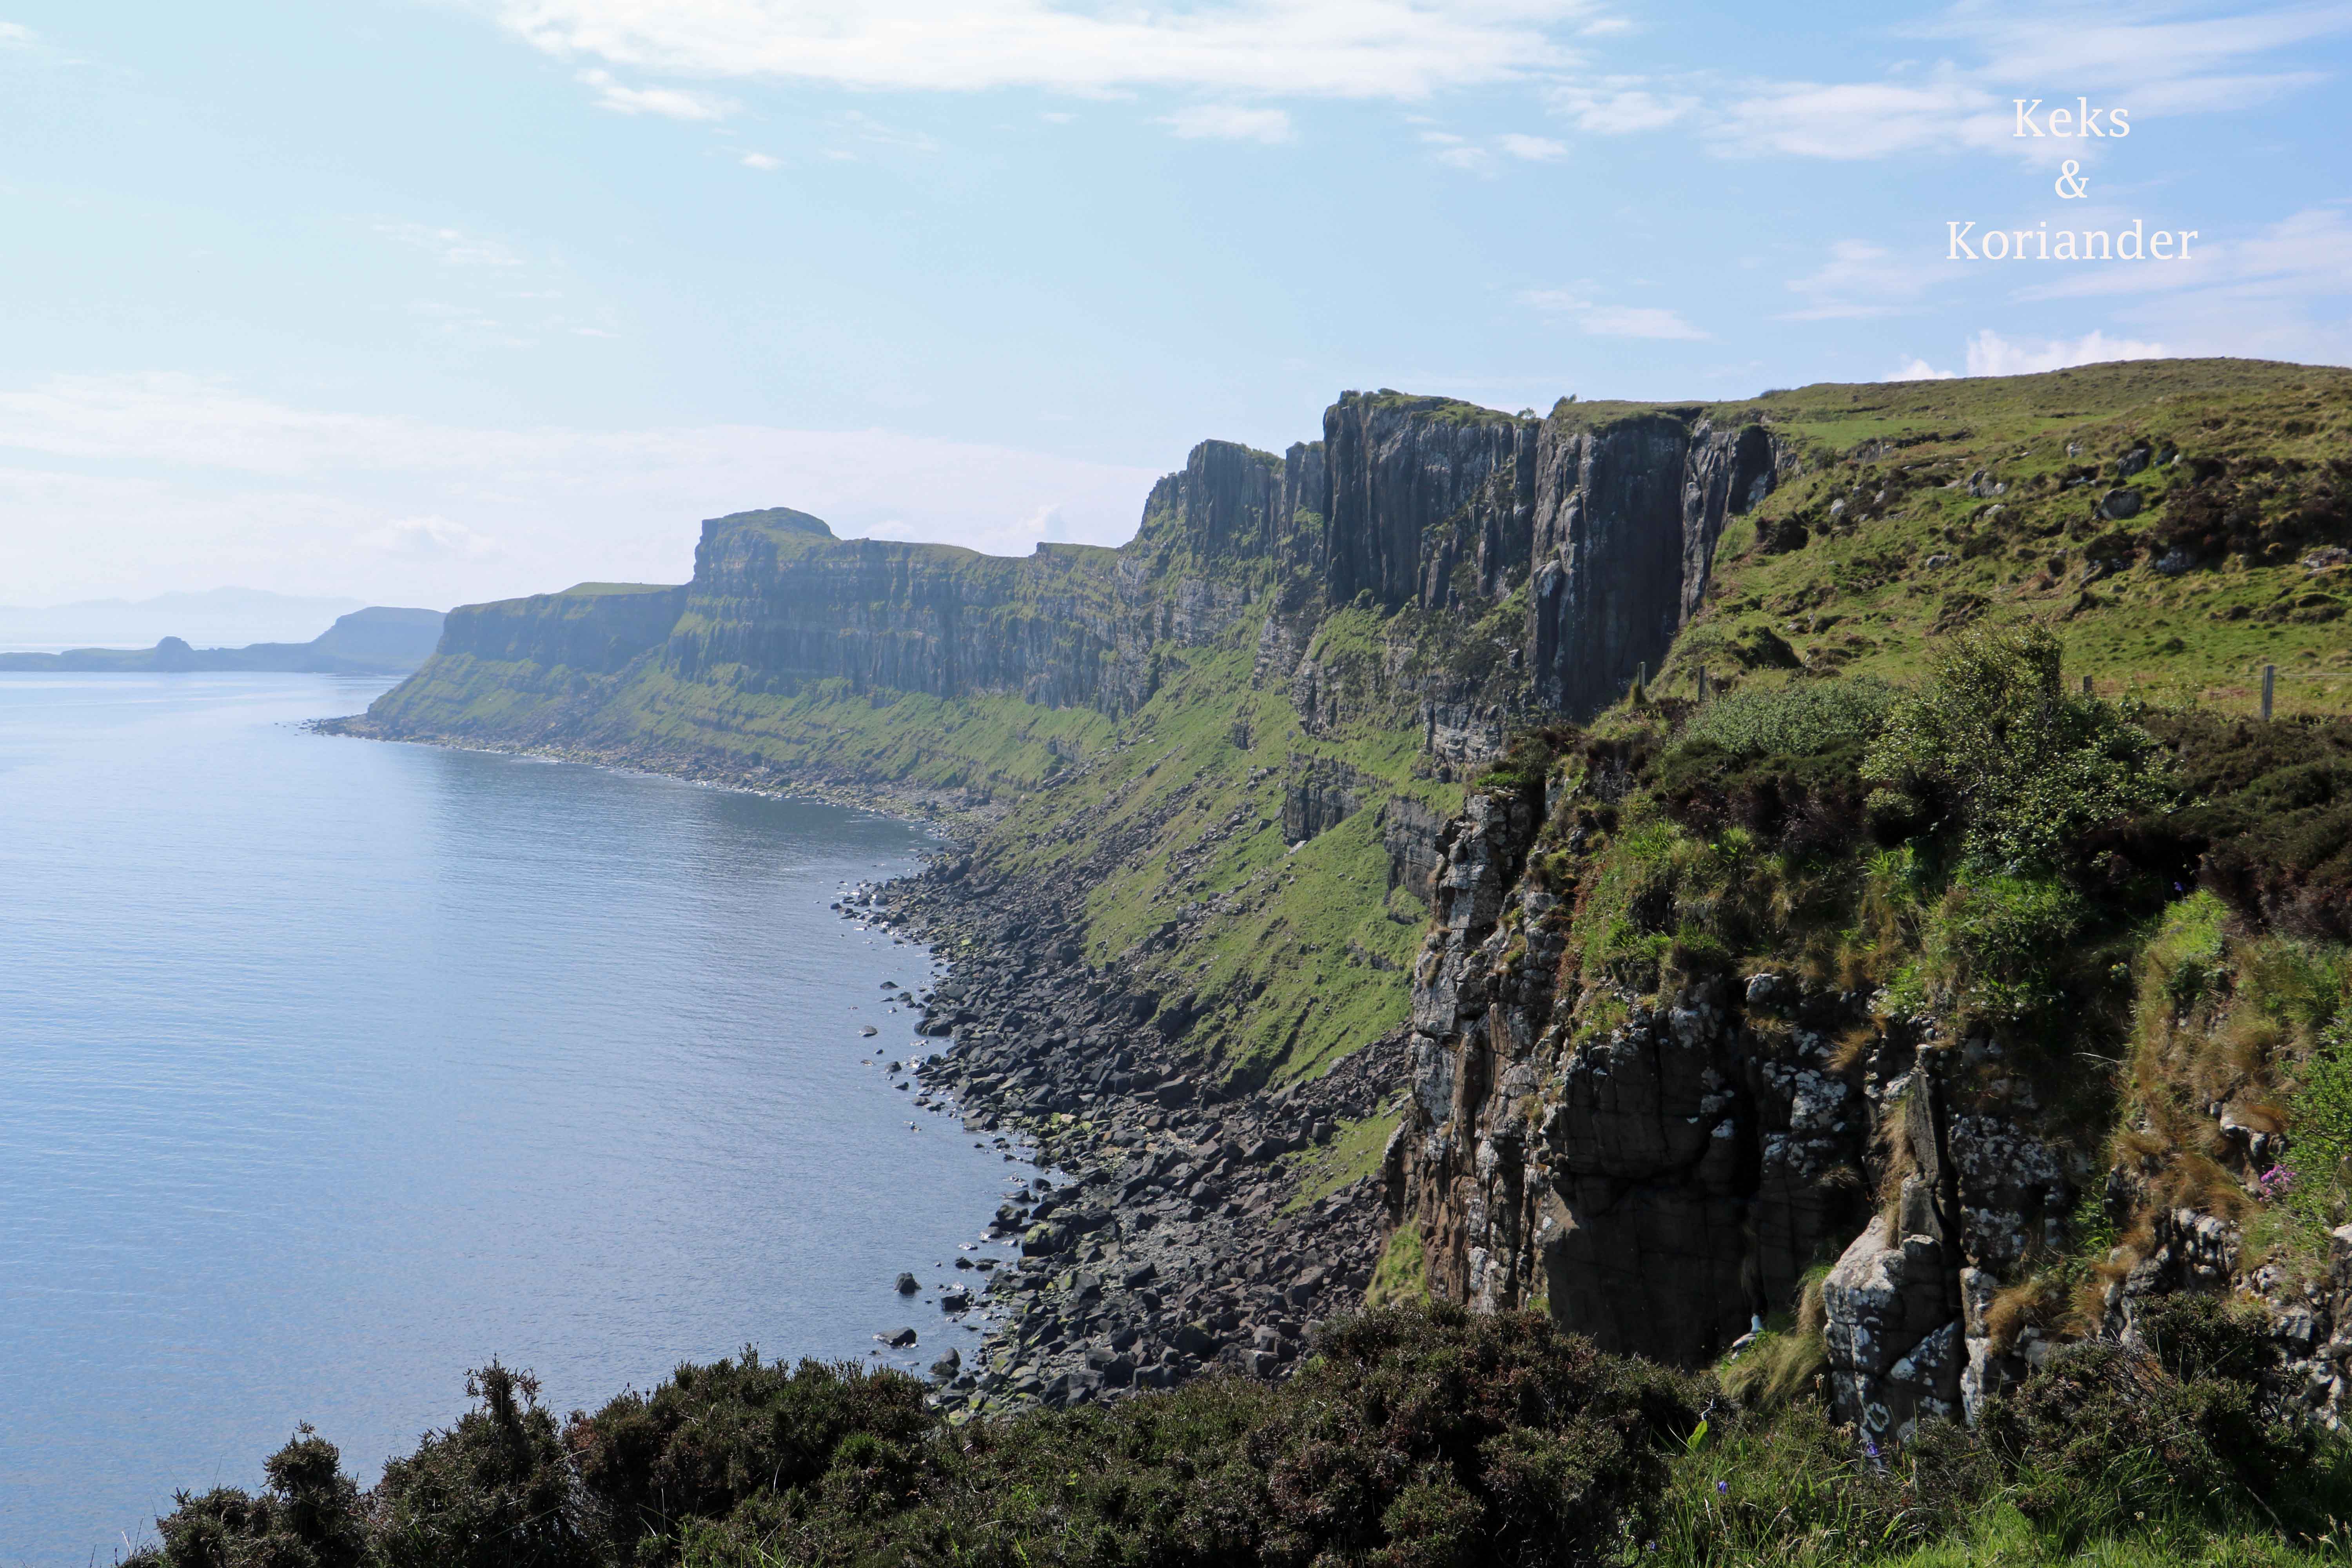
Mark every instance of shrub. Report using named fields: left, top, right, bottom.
left=1919, top=872, right=2090, bottom=1027
left=1679, top=679, right=1897, bottom=759
left=142, top=1312, right=1706, bottom=1568
left=129, top=1427, right=368, bottom=1568
left=568, top=1350, right=935, bottom=1556
left=2152, top=710, right=2352, bottom=940
left=1656, top=683, right=1891, bottom=856
left=2286, top=1011, right=2352, bottom=1221
left=371, top=1363, right=592, bottom=1568
left=1864, top=624, right=2171, bottom=871
left=1976, top=1300, right=2322, bottom=1544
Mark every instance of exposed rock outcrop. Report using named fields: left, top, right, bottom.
left=359, top=389, right=1786, bottom=769
left=1388, top=760, right=2105, bottom=1435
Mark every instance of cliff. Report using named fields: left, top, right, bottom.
left=360, top=390, right=1787, bottom=760
left=1382, top=356, right=2352, bottom=1454
left=350, top=358, right=2352, bottom=1436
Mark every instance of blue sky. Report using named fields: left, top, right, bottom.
left=2, top=0, right=2347, bottom=609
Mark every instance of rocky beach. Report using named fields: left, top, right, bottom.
left=846, top=850, right=1404, bottom=1415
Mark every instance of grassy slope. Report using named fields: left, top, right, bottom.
left=1650, top=359, right=2352, bottom=719
left=976, top=637, right=1452, bottom=1085
left=370, top=361, right=2348, bottom=1103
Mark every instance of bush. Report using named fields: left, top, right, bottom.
left=1978, top=1343, right=2260, bottom=1538
left=371, top=1363, right=592, bottom=1568
left=568, top=1349, right=935, bottom=1556
left=1920, top=873, right=2091, bottom=1025
left=2152, top=710, right=2352, bottom=940
left=1864, top=624, right=2171, bottom=871
left=1656, top=683, right=1891, bottom=856
left=2286, top=1011, right=2352, bottom=1220
left=137, top=1312, right=1703, bottom=1568
left=1679, top=679, right=1897, bottom=759
left=129, top=1427, right=368, bottom=1568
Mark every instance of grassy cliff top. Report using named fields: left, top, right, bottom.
left=1538, top=357, right=2352, bottom=453
left=1341, top=388, right=1534, bottom=427
left=555, top=582, right=684, bottom=598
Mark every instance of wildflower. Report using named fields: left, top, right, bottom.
left=1866, top=1441, right=1880, bottom=1459
left=1717, top=1481, right=1729, bottom=1493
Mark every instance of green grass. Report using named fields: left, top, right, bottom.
left=1363, top=1220, right=1429, bottom=1307
left=1653, top=359, right=2352, bottom=722
left=1283, top=1107, right=1399, bottom=1212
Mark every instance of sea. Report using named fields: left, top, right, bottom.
left=0, top=674, right=1022, bottom=1564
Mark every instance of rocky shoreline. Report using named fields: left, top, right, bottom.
left=323, top=718, right=1416, bottom=1414
left=844, top=853, right=1405, bottom=1416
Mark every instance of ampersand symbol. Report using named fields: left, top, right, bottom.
left=2054, top=160, right=2089, bottom=198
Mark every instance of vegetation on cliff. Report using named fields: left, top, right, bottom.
left=256, top=358, right=2352, bottom=1564
left=130, top=1299, right=2352, bottom=1568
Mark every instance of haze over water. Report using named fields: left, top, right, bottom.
left=0, top=675, right=1011, bottom=1564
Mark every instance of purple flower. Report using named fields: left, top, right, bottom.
left=1866, top=1442, right=1880, bottom=1459
left=1717, top=1480, right=1729, bottom=1493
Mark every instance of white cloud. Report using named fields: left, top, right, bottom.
left=0, top=373, right=1162, bottom=604
left=0, top=21, right=33, bottom=45
left=1782, top=238, right=1951, bottom=319
left=360, top=516, right=504, bottom=559
left=2017, top=203, right=2352, bottom=303
left=1565, top=4, right=2352, bottom=164
left=1922, top=4, right=2350, bottom=107
left=1884, top=328, right=2169, bottom=380
left=1981, top=328, right=2167, bottom=376
left=1160, top=104, right=1293, bottom=143
left=739, top=151, right=781, bottom=170
left=1497, top=132, right=1567, bottom=160
left=489, top=0, right=1596, bottom=99
left=1579, top=303, right=1708, bottom=339
left=575, top=67, right=735, bottom=119
left=1549, top=81, right=1694, bottom=133
left=1711, top=74, right=2005, bottom=160
left=1523, top=291, right=1708, bottom=339
left=835, top=109, right=938, bottom=151
left=375, top=221, right=526, bottom=268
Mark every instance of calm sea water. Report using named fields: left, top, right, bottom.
left=0, top=675, right=1017, bottom=1564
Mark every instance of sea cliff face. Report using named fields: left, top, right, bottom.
left=360, top=392, right=1780, bottom=768
left=345, top=361, right=2352, bottom=1446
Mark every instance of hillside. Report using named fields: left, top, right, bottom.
left=174, top=356, right=2352, bottom=1566
left=343, top=360, right=2351, bottom=1088
left=0, top=606, right=446, bottom=675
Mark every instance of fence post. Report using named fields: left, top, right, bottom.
left=2081, top=674, right=2092, bottom=696
left=2263, top=664, right=2276, bottom=721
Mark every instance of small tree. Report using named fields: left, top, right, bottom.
left=1863, top=624, right=2169, bottom=870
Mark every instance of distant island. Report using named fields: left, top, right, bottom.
left=0, top=606, right=445, bottom=675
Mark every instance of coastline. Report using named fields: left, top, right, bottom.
left=311, top=712, right=1015, bottom=835
left=319, top=711, right=1405, bottom=1414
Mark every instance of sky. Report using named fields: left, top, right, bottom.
left=1, top=0, right=2347, bottom=611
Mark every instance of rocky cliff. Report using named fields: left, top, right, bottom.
left=1381, top=352, right=2352, bottom=1448
left=1392, top=755, right=1883, bottom=1371
left=346, top=359, right=2352, bottom=1452
left=361, top=390, right=1781, bottom=766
